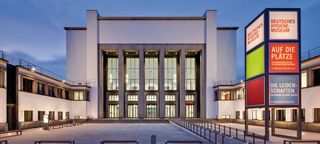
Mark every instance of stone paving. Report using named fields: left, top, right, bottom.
left=3, top=123, right=210, bottom=144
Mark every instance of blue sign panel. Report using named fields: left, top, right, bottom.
left=269, top=75, right=299, bottom=106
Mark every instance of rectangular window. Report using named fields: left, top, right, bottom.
left=236, top=111, right=240, bottom=119
left=108, top=95, right=119, bottom=101
left=38, top=111, right=45, bottom=121
left=65, top=90, right=69, bottom=99
left=164, top=58, right=177, bottom=90
left=48, top=86, right=55, bottom=97
left=126, top=58, right=139, bottom=90
left=146, top=95, right=157, bottom=101
left=314, top=108, right=320, bottom=123
left=109, top=105, right=119, bottom=118
left=0, top=70, right=4, bottom=87
left=23, top=78, right=33, bottom=92
left=222, top=115, right=231, bottom=119
left=276, top=110, right=286, bottom=121
left=127, top=95, right=138, bottom=101
left=57, top=88, right=63, bottom=98
left=301, top=71, right=307, bottom=88
left=165, top=105, right=175, bottom=118
left=74, top=91, right=84, bottom=100
left=145, top=58, right=159, bottom=90
left=49, top=111, right=55, bottom=120
left=127, top=104, right=138, bottom=118
left=24, top=110, right=33, bottom=122
left=165, top=95, right=175, bottom=101
left=185, top=58, right=196, bottom=90
left=58, top=112, right=63, bottom=120
left=186, top=104, right=194, bottom=118
left=220, top=91, right=231, bottom=100
left=252, top=110, right=258, bottom=120
left=314, top=68, right=320, bottom=86
left=146, top=104, right=157, bottom=118
left=185, top=95, right=195, bottom=101
left=37, top=82, right=45, bottom=95
left=66, top=112, right=70, bottom=120
left=107, top=58, right=119, bottom=90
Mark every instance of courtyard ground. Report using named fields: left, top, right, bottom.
left=3, top=123, right=209, bottom=144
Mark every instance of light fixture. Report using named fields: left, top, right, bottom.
left=146, top=52, right=148, bottom=54
left=62, top=79, right=66, bottom=83
left=31, top=66, right=36, bottom=72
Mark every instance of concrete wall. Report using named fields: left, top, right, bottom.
left=66, top=30, right=87, bottom=82
left=217, top=29, right=237, bottom=81
left=99, top=20, right=205, bottom=44
left=205, top=10, right=218, bottom=119
left=0, top=88, right=6, bottom=123
left=18, top=92, right=87, bottom=122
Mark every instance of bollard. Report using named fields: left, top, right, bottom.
left=151, top=135, right=156, bottom=144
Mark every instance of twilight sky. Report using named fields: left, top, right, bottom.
left=1, top=0, right=320, bottom=80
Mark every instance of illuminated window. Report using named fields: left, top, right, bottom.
left=164, top=58, right=177, bottom=90
left=185, top=95, right=195, bottom=101
left=252, top=110, right=258, bottom=120
left=301, top=71, right=307, bottom=88
left=186, top=105, right=194, bottom=118
left=146, top=104, right=157, bottom=118
left=127, top=104, right=138, bottom=118
left=165, top=95, right=175, bottom=101
left=145, top=58, right=158, bottom=90
left=74, top=91, right=84, bottom=100
left=109, top=105, right=119, bottom=118
left=146, top=95, right=157, bottom=101
left=24, top=110, right=33, bottom=122
left=108, top=95, right=119, bottom=101
left=126, top=58, right=139, bottom=90
left=185, top=58, right=196, bottom=90
left=107, top=58, right=118, bottom=90
left=165, top=105, right=175, bottom=118
left=128, top=95, right=138, bottom=101
left=220, top=91, right=231, bottom=100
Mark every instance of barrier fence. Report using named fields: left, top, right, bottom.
left=283, top=140, right=320, bottom=144
left=171, top=119, right=266, bottom=144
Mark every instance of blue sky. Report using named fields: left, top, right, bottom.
left=1, top=0, right=320, bottom=80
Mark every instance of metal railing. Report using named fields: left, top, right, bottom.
left=165, top=140, right=203, bottom=144
left=0, top=50, right=89, bottom=86
left=284, top=140, right=320, bottom=144
left=171, top=119, right=266, bottom=144
left=301, top=47, right=320, bottom=61
left=34, top=141, right=75, bottom=144
left=101, top=140, right=139, bottom=144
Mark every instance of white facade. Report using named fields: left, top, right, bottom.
left=215, top=56, right=320, bottom=123
left=66, top=10, right=238, bottom=119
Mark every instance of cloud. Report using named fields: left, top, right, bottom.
left=5, top=50, right=66, bottom=77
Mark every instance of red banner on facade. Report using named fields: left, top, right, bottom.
left=246, top=76, right=265, bottom=106
left=269, top=43, right=299, bottom=73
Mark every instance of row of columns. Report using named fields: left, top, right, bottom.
left=115, top=49, right=186, bottom=119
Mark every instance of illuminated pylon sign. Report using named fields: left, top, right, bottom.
left=245, top=8, right=301, bottom=140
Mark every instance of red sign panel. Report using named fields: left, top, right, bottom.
left=246, top=76, right=265, bottom=107
left=269, top=43, right=299, bottom=73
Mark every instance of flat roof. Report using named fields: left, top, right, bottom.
left=98, top=17, right=206, bottom=21
left=217, top=27, right=239, bottom=30
left=64, top=27, right=87, bottom=30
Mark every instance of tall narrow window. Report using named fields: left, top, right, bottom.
left=276, top=110, right=286, bottom=121
left=164, top=58, right=177, bottom=90
left=145, top=58, right=158, bottom=90
left=58, top=112, right=63, bottom=120
left=126, top=58, right=139, bottom=90
left=146, top=104, right=157, bottom=118
left=38, top=111, right=45, bottom=121
left=107, top=58, right=119, bottom=90
left=37, top=82, right=45, bottom=95
left=165, top=105, right=176, bottom=118
left=185, top=58, right=196, bottom=90
left=109, top=105, right=119, bottom=118
left=301, top=71, right=307, bottom=88
left=314, top=69, right=320, bottom=86
left=49, top=111, right=55, bottom=120
left=48, top=86, right=55, bottom=97
left=252, top=110, right=258, bottom=120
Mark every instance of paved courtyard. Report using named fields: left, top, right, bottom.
left=3, top=123, right=208, bottom=144
left=218, top=123, right=320, bottom=144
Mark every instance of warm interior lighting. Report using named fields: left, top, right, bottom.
left=31, top=66, right=36, bottom=71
